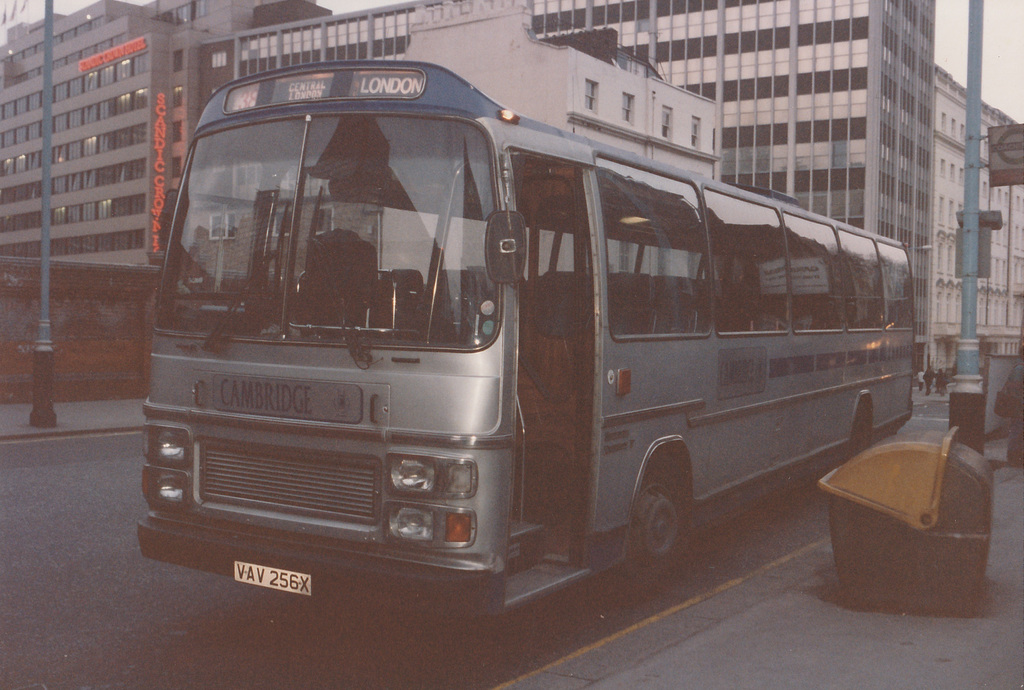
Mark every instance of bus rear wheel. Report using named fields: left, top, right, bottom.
left=626, top=470, right=687, bottom=584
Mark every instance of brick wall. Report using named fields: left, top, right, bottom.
left=0, top=258, right=160, bottom=403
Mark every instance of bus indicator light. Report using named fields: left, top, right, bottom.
left=445, top=513, right=473, bottom=543
left=616, top=368, right=632, bottom=396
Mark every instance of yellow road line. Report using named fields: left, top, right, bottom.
left=494, top=537, right=828, bottom=689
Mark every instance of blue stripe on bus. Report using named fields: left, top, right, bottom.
left=768, top=343, right=911, bottom=380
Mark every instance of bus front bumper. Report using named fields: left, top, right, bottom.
left=137, top=514, right=503, bottom=615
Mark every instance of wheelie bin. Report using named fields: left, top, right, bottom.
left=818, top=428, right=993, bottom=616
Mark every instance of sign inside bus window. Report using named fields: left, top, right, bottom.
left=224, top=69, right=427, bottom=112
left=272, top=72, right=335, bottom=103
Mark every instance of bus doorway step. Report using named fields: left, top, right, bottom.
left=508, top=520, right=545, bottom=574
left=504, top=560, right=590, bottom=609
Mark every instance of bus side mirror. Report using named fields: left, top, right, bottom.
left=484, top=210, right=526, bottom=284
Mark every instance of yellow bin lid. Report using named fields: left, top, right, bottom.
left=818, top=428, right=958, bottom=531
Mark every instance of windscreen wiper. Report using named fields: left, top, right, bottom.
left=201, top=293, right=248, bottom=353
left=288, top=322, right=382, bottom=369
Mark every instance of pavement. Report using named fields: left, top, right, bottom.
left=0, top=397, right=145, bottom=442
left=2, top=394, right=1022, bottom=689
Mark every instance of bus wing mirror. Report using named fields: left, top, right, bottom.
left=485, top=210, right=526, bottom=284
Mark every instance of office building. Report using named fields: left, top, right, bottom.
left=0, top=0, right=328, bottom=264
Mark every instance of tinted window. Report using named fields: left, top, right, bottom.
left=598, top=161, right=709, bottom=336
left=783, top=213, right=844, bottom=331
left=837, top=229, right=883, bottom=329
left=877, top=242, right=912, bottom=329
left=705, top=189, right=788, bottom=332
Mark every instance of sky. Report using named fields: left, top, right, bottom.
left=2, top=0, right=1022, bottom=122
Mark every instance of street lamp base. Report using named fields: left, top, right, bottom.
left=30, top=345, right=57, bottom=428
left=949, top=390, right=985, bottom=454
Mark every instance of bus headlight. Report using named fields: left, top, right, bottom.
left=390, top=457, right=436, bottom=492
left=390, top=505, right=434, bottom=541
left=147, top=425, right=192, bottom=468
left=142, top=465, right=190, bottom=508
left=388, top=455, right=477, bottom=498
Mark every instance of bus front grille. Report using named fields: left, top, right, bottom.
left=200, top=441, right=379, bottom=523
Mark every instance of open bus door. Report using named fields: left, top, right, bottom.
left=508, top=153, right=595, bottom=575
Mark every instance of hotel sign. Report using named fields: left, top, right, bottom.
left=151, top=92, right=168, bottom=251
left=78, top=37, right=147, bottom=72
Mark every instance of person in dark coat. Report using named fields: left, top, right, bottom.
left=924, top=366, right=935, bottom=395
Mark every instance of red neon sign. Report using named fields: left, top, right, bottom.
left=78, top=37, right=147, bottom=73
left=151, top=92, right=167, bottom=252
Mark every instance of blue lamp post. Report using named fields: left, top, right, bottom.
left=30, top=0, right=56, bottom=428
left=949, top=0, right=986, bottom=451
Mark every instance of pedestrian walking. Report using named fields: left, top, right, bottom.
left=924, top=366, right=935, bottom=395
left=994, top=348, right=1023, bottom=467
left=917, top=370, right=924, bottom=391
left=935, top=369, right=947, bottom=396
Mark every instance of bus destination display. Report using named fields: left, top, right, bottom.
left=225, top=68, right=427, bottom=112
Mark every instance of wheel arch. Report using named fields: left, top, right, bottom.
left=629, top=436, right=694, bottom=521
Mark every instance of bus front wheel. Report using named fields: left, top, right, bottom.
left=626, top=469, right=687, bottom=584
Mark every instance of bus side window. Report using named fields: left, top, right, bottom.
left=783, top=213, right=844, bottom=331
left=705, top=189, right=789, bottom=333
left=837, top=229, right=884, bottom=330
left=877, top=242, right=912, bottom=329
left=597, top=163, right=709, bottom=337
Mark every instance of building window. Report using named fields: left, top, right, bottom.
left=173, top=121, right=184, bottom=143
left=661, top=106, right=672, bottom=139
left=173, top=49, right=183, bottom=72
left=584, top=79, right=598, bottom=111
left=622, top=93, right=634, bottom=123
left=173, top=85, right=183, bottom=108
left=210, top=212, right=237, bottom=240
left=691, top=116, right=701, bottom=148
left=211, top=51, right=227, bottom=68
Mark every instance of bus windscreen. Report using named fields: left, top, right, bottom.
left=158, top=114, right=498, bottom=349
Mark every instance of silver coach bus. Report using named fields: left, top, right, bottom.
left=139, top=61, right=912, bottom=614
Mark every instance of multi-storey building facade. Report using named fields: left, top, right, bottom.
left=0, top=0, right=328, bottom=264
left=202, top=0, right=717, bottom=175
left=406, top=1, right=717, bottom=175
left=927, top=66, right=1023, bottom=372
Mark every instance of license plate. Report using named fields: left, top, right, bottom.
left=234, top=560, right=311, bottom=596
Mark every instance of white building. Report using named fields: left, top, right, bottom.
left=926, top=67, right=1024, bottom=372
left=405, top=0, right=717, bottom=177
